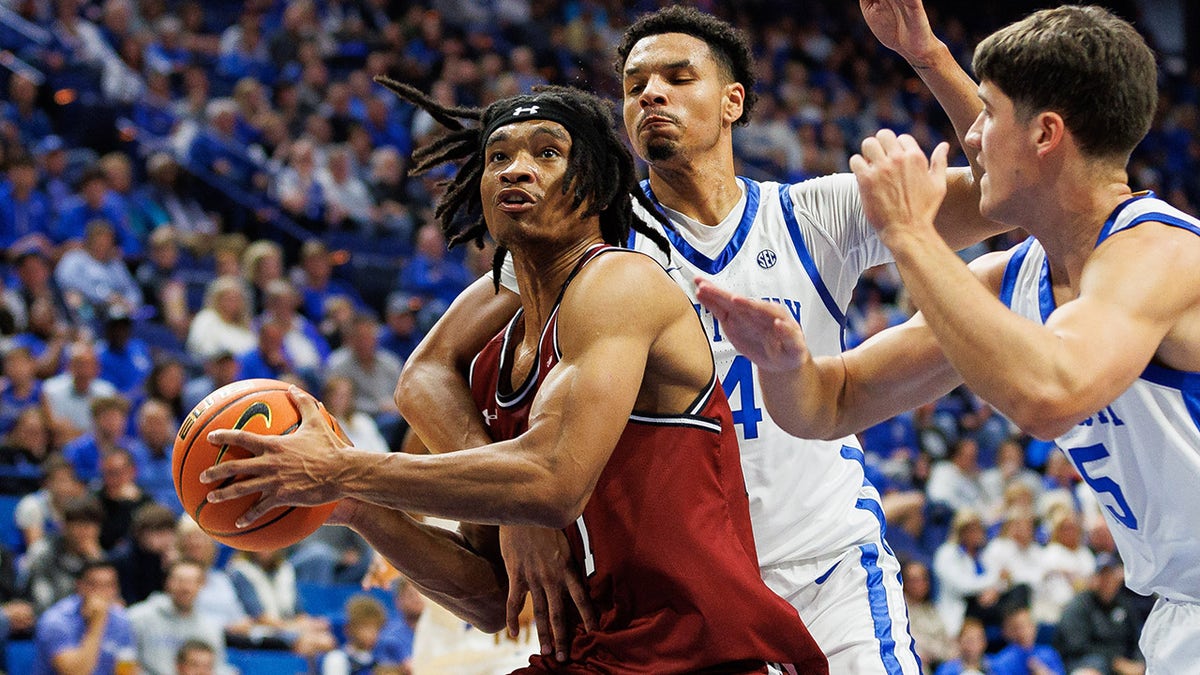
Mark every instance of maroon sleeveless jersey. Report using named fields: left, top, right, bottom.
left=468, top=245, right=827, bottom=674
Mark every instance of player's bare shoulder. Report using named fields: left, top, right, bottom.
left=561, top=248, right=697, bottom=329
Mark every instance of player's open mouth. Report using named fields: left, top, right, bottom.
left=497, top=189, right=536, bottom=212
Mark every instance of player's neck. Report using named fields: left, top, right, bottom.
left=510, top=237, right=601, bottom=331
left=647, top=155, right=742, bottom=226
left=1034, top=171, right=1134, bottom=290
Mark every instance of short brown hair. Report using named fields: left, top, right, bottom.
left=344, top=594, right=387, bottom=628
left=973, top=5, right=1156, bottom=161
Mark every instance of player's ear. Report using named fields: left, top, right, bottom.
left=722, top=82, right=744, bottom=126
left=1032, top=110, right=1065, bottom=158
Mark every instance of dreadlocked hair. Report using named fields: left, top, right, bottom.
left=375, top=77, right=673, bottom=291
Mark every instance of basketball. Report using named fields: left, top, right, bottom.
left=173, top=378, right=339, bottom=551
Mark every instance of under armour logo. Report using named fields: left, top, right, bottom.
left=482, top=410, right=498, bottom=424
left=512, top=106, right=540, bottom=117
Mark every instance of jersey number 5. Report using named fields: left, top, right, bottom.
left=722, top=355, right=763, bottom=439
left=1067, top=443, right=1139, bottom=531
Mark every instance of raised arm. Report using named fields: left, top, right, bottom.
left=861, top=0, right=1006, bottom=249
left=394, top=275, right=520, bottom=454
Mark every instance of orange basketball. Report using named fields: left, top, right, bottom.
left=173, top=378, right=338, bottom=551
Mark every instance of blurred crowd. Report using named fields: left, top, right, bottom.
left=1, top=0, right=1196, bottom=673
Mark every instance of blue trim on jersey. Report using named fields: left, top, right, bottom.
left=860, top=543, right=904, bottom=675
left=814, top=561, right=840, bottom=585
left=1037, top=256, right=1056, bottom=323
left=638, top=177, right=760, bottom=274
left=998, top=237, right=1036, bottom=309
left=1095, top=191, right=1154, bottom=246
left=779, top=184, right=848, bottom=350
left=1141, top=362, right=1200, bottom=392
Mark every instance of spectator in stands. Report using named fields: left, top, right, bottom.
left=61, top=394, right=134, bottom=484
left=183, top=350, right=238, bottom=411
left=144, top=16, right=191, bottom=79
left=135, top=154, right=218, bottom=250
left=321, top=595, right=387, bottom=675
left=274, top=138, right=326, bottom=227
left=322, top=375, right=388, bottom=453
left=9, top=251, right=70, bottom=352
left=366, top=146, right=412, bottom=239
left=378, top=291, right=423, bottom=362
left=0, top=345, right=43, bottom=437
left=1054, top=553, right=1144, bottom=675
left=0, top=155, right=55, bottom=254
left=292, top=240, right=362, bottom=322
left=144, top=358, right=187, bottom=421
left=54, top=219, right=143, bottom=322
left=1, top=73, right=52, bottom=147
left=375, top=576, right=423, bottom=672
left=319, top=144, right=374, bottom=230
left=33, top=136, right=73, bottom=212
left=237, top=319, right=297, bottom=383
left=186, top=276, right=257, bottom=360
left=326, top=313, right=402, bottom=423
left=98, top=152, right=149, bottom=240
left=173, top=520, right=259, bottom=649
left=927, top=436, right=988, bottom=512
left=42, top=342, right=118, bottom=436
left=130, top=399, right=178, bottom=512
left=14, top=455, right=85, bottom=553
left=129, top=559, right=228, bottom=675
left=135, top=226, right=189, bottom=336
left=1035, top=507, right=1096, bottom=628
left=93, top=447, right=154, bottom=551
left=989, top=606, right=1065, bottom=675
left=215, top=10, right=273, bottom=86
left=259, top=279, right=328, bottom=374
left=981, top=437, right=1044, bottom=513
left=396, top=222, right=471, bottom=314
left=111, top=503, right=176, bottom=605
left=53, top=168, right=141, bottom=256
left=175, top=639, right=217, bottom=675
left=934, top=618, right=992, bottom=675
left=934, top=508, right=1003, bottom=637
left=32, top=559, right=136, bottom=675
left=227, top=547, right=336, bottom=656
left=0, top=408, right=51, bottom=494
left=981, top=506, right=1043, bottom=617
left=24, top=494, right=107, bottom=613
left=97, top=307, right=153, bottom=398
left=240, top=239, right=284, bottom=314
left=188, top=99, right=263, bottom=190
left=901, top=559, right=955, bottom=674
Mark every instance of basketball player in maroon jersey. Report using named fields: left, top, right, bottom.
left=202, top=84, right=827, bottom=674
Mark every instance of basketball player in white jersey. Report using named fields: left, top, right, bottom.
left=394, top=3, right=1008, bottom=672
left=698, top=6, right=1200, bottom=671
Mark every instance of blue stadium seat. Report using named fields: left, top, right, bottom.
left=0, top=494, right=24, bottom=551
left=225, top=648, right=311, bottom=675
left=5, top=639, right=35, bottom=675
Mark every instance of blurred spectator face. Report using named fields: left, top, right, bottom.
left=138, top=400, right=174, bottom=449
left=1051, top=512, right=1083, bottom=549
left=100, top=450, right=137, bottom=492
left=64, top=516, right=102, bottom=555
left=69, top=345, right=101, bottom=384
left=959, top=519, right=986, bottom=552
left=901, top=561, right=931, bottom=603
left=78, top=564, right=120, bottom=604
left=84, top=222, right=119, bottom=260
left=397, top=581, right=425, bottom=626
left=42, top=146, right=68, bottom=175
left=150, top=234, right=180, bottom=269
left=177, top=527, right=217, bottom=567
left=9, top=161, right=38, bottom=193
left=3, top=347, right=36, bottom=384
left=370, top=148, right=402, bottom=184
left=323, top=378, right=353, bottom=418
left=1004, top=513, right=1036, bottom=546
left=349, top=320, right=378, bottom=360
left=366, top=97, right=388, bottom=126
left=17, top=253, right=52, bottom=291
left=265, top=282, right=300, bottom=318
left=165, top=561, right=204, bottom=612
left=151, top=361, right=186, bottom=400
left=258, top=321, right=286, bottom=354
left=47, top=462, right=85, bottom=503
left=177, top=645, right=215, bottom=675
left=9, top=73, right=37, bottom=106
left=301, top=248, right=332, bottom=286
left=101, top=155, right=133, bottom=194
left=95, top=405, right=129, bottom=441
left=328, top=149, right=351, bottom=183
left=415, top=223, right=445, bottom=260
left=951, top=438, right=979, bottom=472
left=82, top=175, right=108, bottom=207
left=7, top=408, right=50, bottom=457
left=213, top=109, right=237, bottom=137
left=206, top=353, right=239, bottom=387
left=1001, top=608, right=1037, bottom=649
left=214, top=287, right=247, bottom=323
left=102, top=0, right=133, bottom=37
left=958, top=621, right=986, bottom=662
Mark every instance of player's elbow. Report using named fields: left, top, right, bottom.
left=526, top=487, right=584, bottom=529
left=1005, top=388, right=1084, bottom=440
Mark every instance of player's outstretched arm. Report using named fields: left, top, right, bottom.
left=332, top=499, right=510, bottom=633
left=696, top=277, right=962, bottom=439
left=860, top=0, right=1008, bottom=249
left=394, top=274, right=520, bottom=454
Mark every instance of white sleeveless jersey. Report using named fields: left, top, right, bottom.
left=626, top=174, right=893, bottom=565
left=998, top=194, right=1200, bottom=601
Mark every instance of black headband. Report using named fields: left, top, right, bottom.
left=481, top=97, right=603, bottom=157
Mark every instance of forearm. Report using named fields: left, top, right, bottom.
left=344, top=503, right=508, bottom=633
left=905, top=41, right=981, bottom=172
left=56, top=620, right=106, bottom=673
left=756, top=354, right=847, bottom=440
left=887, top=233, right=1077, bottom=437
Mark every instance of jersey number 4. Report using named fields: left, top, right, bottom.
left=722, top=355, right=763, bottom=439
left=1067, top=443, right=1139, bottom=531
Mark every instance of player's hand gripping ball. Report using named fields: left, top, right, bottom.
left=173, top=378, right=340, bottom=550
